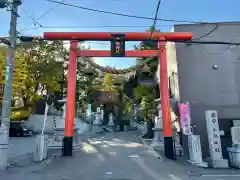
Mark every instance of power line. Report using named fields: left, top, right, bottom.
left=18, top=7, right=43, bottom=27
left=193, top=23, right=219, bottom=41
left=174, top=40, right=240, bottom=46
left=202, top=44, right=231, bottom=56
left=149, top=0, right=162, bottom=39
left=36, top=0, right=66, bottom=21
left=19, top=0, right=66, bottom=31
left=18, top=24, right=174, bottom=32
left=152, top=0, right=162, bottom=29
left=46, top=0, right=205, bottom=23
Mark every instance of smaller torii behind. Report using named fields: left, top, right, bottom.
left=43, top=31, right=192, bottom=160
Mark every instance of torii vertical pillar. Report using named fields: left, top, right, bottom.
left=158, top=39, right=174, bottom=159
left=62, top=41, right=78, bottom=156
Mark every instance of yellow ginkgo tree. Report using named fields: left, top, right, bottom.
left=101, top=73, right=118, bottom=92
left=0, top=47, right=29, bottom=102
left=12, top=48, right=29, bottom=97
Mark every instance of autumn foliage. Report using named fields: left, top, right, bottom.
left=0, top=41, right=66, bottom=112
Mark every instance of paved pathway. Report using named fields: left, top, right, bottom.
left=1, top=131, right=240, bottom=180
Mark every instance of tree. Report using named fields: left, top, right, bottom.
left=140, top=96, right=150, bottom=120
left=130, top=26, right=161, bottom=102
left=0, top=47, right=6, bottom=102
left=76, top=56, right=98, bottom=103
left=133, top=84, right=155, bottom=118
left=135, top=26, right=160, bottom=66
left=101, top=73, right=118, bottom=92
left=12, top=48, right=29, bottom=97
left=133, top=84, right=156, bottom=138
left=0, top=40, right=68, bottom=113
left=122, top=95, right=133, bottom=118
left=0, top=47, right=29, bottom=101
left=20, top=40, right=66, bottom=105
left=133, top=85, right=155, bottom=102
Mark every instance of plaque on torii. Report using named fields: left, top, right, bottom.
left=110, top=34, right=125, bottom=57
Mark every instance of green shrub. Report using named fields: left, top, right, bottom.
left=11, top=106, right=27, bottom=111
left=25, top=95, right=42, bottom=107
left=11, top=110, right=30, bottom=121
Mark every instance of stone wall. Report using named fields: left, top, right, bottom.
left=25, top=114, right=55, bottom=133
left=25, top=114, right=85, bottom=134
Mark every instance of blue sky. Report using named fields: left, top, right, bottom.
left=0, top=0, right=239, bottom=68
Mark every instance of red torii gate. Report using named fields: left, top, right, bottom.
left=43, top=32, right=192, bottom=160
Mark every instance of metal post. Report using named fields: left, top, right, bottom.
left=158, top=39, right=174, bottom=160
left=1, top=0, right=18, bottom=128
left=0, top=0, right=20, bottom=170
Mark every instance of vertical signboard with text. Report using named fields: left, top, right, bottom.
left=178, top=102, right=192, bottom=135
left=205, top=110, right=223, bottom=160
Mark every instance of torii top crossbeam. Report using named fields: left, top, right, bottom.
left=43, top=32, right=192, bottom=41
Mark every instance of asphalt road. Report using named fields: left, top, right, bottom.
left=8, top=136, right=36, bottom=164
left=1, top=131, right=240, bottom=180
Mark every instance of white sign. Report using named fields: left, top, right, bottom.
left=188, top=135, right=203, bottom=162
left=205, top=110, right=223, bottom=160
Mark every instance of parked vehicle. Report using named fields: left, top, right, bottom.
left=9, top=121, right=32, bottom=137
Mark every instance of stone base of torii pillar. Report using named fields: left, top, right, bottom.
left=48, top=119, right=81, bottom=150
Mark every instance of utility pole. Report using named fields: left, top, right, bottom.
left=0, top=0, right=21, bottom=170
